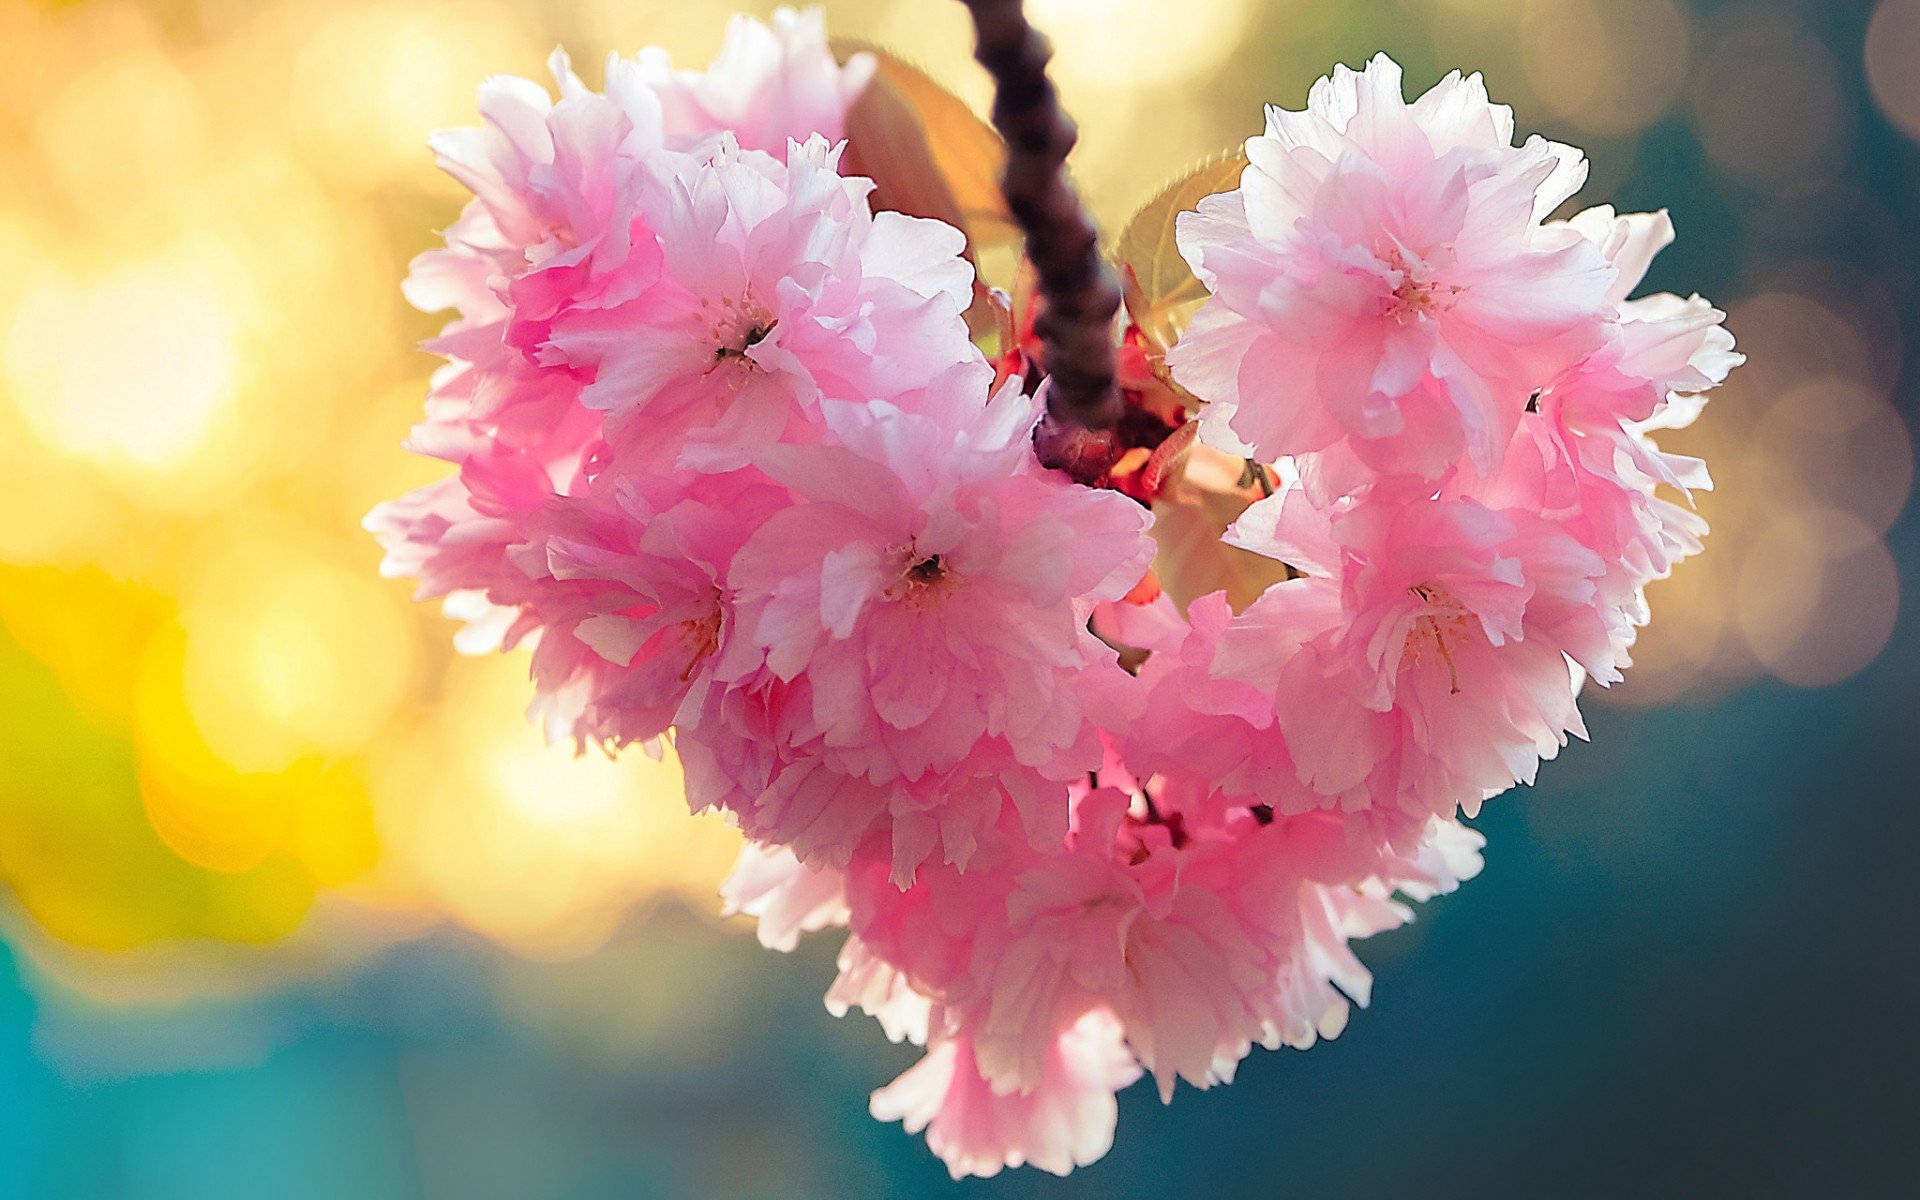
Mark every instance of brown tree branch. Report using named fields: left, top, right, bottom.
left=957, top=0, right=1124, bottom=464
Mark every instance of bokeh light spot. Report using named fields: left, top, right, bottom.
left=1756, top=376, right=1914, bottom=536
left=1520, top=0, right=1691, bottom=137
left=35, top=48, right=210, bottom=217
left=1866, top=0, right=1920, bottom=142
left=181, top=543, right=420, bottom=774
left=6, top=264, right=238, bottom=471
left=1693, top=9, right=1847, bottom=194
left=369, top=656, right=740, bottom=959
left=1028, top=0, right=1255, bottom=90
left=1738, top=509, right=1900, bottom=688
left=287, top=1, right=543, bottom=186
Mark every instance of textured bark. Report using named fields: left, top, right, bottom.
left=957, top=0, right=1124, bottom=463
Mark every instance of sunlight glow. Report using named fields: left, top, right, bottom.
left=6, top=264, right=237, bottom=471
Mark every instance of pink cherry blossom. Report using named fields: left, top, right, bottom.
left=870, top=1011, right=1141, bottom=1179
left=371, top=10, right=884, bottom=677
left=624, top=6, right=876, bottom=156
left=1168, top=55, right=1615, bottom=477
left=687, top=386, right=1153, bottom=880
left=413, top=50, right=664, bottom=437
left=1529, top=205, right=1739, bottom=586
left=371, top=18, right=981, bottom=758
left=1431, top=205, right=1739, bottom=685
left=524, top=471, right=788, bottom=749
left=955, top=779, right=1480, bottom=1105
left=726, top=739, right=1483, bottom=1179
left=370, top=15, right=1737, bottom=1178
left=1217, top=483, right=1603, bottom=821
left=546, top=134, right=982, bottom=471
left=687, top=705, right=1071, bottom=887
left=724, top=388, right=1152, bottom=775
left=720, top=841, right=850, bottom=952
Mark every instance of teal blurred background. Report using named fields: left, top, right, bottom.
left=3, top=0, right=1917, bottom=1195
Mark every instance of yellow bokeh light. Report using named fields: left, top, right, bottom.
left=180, top=538, right=421, bottom=774
left=1028, top=0, right=1256, bottom=91
left=491, top=740, right=642, bottom=828
left=0, top=431, right=125, bottom=568
left=573, top=0, right=742, bottom=73
left=0, top=565, right=169, bottom=725
left=135, top=620, right=377, bottom=886
left=1606, top=552, right=1745, bottom=708
left=285, top=0, right=544, bottom=187
left=5, top=262, right=238, bottom=472
left=367, top=654, right=742, bottom=959
left=34, top=45, right=210, bottom=219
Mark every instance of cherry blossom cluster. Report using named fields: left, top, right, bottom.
left=369, top=13, right=1737, bottom=1178
left=1161, top=58, right=1740, bottom=831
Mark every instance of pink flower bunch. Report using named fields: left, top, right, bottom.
left=369, top=5, right=1155, bottom=893
left=724, top=751, right=1485, bottom=1177
left=1154, top=59, right=1740, bottom=834
left=372, top=23, right=1735, bottom=1178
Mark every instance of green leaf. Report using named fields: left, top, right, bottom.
left=1115, top=150, right=1248, bottom=356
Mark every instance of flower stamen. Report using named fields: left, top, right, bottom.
left=700, top=293, right=777, bottom=375
left=678, top=608, right=722, bottom=682
left=1406, top=582, right=1471, bottom=695
left=884, top=546, right=957, bottom=608
left=1382, top=242, right=1462, bottom=324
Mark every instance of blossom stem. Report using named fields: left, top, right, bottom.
left=956, top=0, right=1124, bottom=448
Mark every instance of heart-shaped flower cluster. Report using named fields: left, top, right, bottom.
left=371, top=17, right=1737, bottom=1177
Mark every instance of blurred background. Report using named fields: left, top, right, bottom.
left=1, top=0, right=1916, bottom=1195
